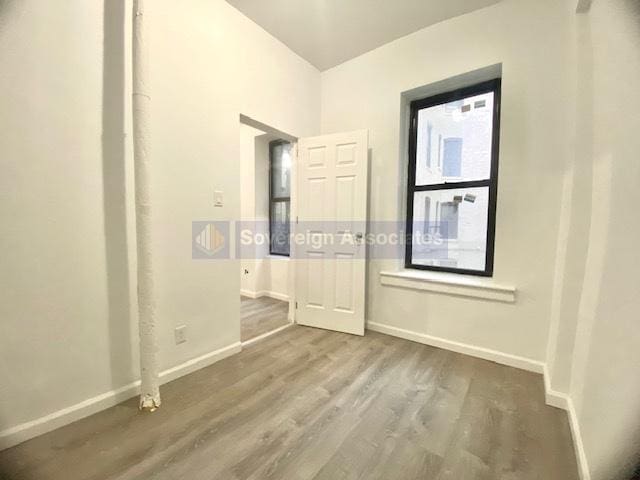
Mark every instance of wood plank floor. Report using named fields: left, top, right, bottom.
left=241, top=296, right=289, bottom=342
left=0, top=326, right=579, bottom=480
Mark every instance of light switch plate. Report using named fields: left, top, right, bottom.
left=214, top=190, right=224, bottom=207
left=174, top=325, right=187, bottom=345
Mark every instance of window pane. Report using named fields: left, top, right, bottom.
left=415, top=92, right=494, bottom=185
left=440, top=201, right=459, bottom=239
left=411, top=187, right=489, bottom=272
left=271, top=142, right=291, bottom=198
left=270, top=201, right=290, bottom=255
left=442, top=138, right=462, bottom=177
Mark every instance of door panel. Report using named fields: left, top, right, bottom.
left=296, top=130, right=368, bottom=336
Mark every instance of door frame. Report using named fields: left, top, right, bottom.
left=238, top=116, right=368, bottom=330
left=288, top=140, right=298, bottom=323
left=239, top=114, right=299, bottom=324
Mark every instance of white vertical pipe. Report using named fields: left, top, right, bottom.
left=132, top=0, right=160, bottom=410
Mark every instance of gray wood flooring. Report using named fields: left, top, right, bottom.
left=241, top=296, right=289, bottom=342
left=0, top=326, right=579, bottom=480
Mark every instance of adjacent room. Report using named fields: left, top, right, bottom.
left=238, top=120, right=293, bottom=343
left=1, top=0, right=639, bottom=479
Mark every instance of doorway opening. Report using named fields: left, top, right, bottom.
left=239, top=115, right=296, bottom=345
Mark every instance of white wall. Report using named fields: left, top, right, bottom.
left=0, top=0, right=319, bottom=445
left=267, top=257, right=290, bottom=299
left=547, top=1, right=640, bottom=478
left=240, top=127, right=290, bottom=299
left=0, top=0, right=136, bottom=436
left=321, top=0, right=576, bottom=362
left=148, top=0, right=316, bottom=369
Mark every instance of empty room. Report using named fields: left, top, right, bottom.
left=1, top=0, right=639, bottom=479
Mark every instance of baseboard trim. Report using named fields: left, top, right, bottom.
left=240, top=289, right=259, bottom=298
left=542, top=367, right=590, bottom=480
left=158, top=342, right=242, bottom=385
left=263, top=291, right=289, bottom=302
left=242, top=323, right=293, bottom=347
left=566, top=398, right=591, bottom=480
left=368, top=321, right=590, bottom=479
left=367, top=321, right=544, bottom=373
left=1, top=323, right=591, bottom=480
left=240, top=289, right=289, bottom=302
left=0, top=341, right=242, bottom=451
left=542, top=365, right=570, bottom=409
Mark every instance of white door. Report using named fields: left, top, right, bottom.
left=295, top=130, right=368, bottom=336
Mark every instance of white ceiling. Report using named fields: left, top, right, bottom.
left=226, top=0, right=501, bottom=71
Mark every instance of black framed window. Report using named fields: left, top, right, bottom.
left=269, top=140, right=291, bottom=256
left=405, top=78, right=501, bottom=277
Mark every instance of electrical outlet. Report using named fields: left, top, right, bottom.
left=174, top=325, right=187, bottom=345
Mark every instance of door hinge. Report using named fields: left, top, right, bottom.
left=295, top=301, right=298, bottom=309
left=296, top=216, right=299, bottom=224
